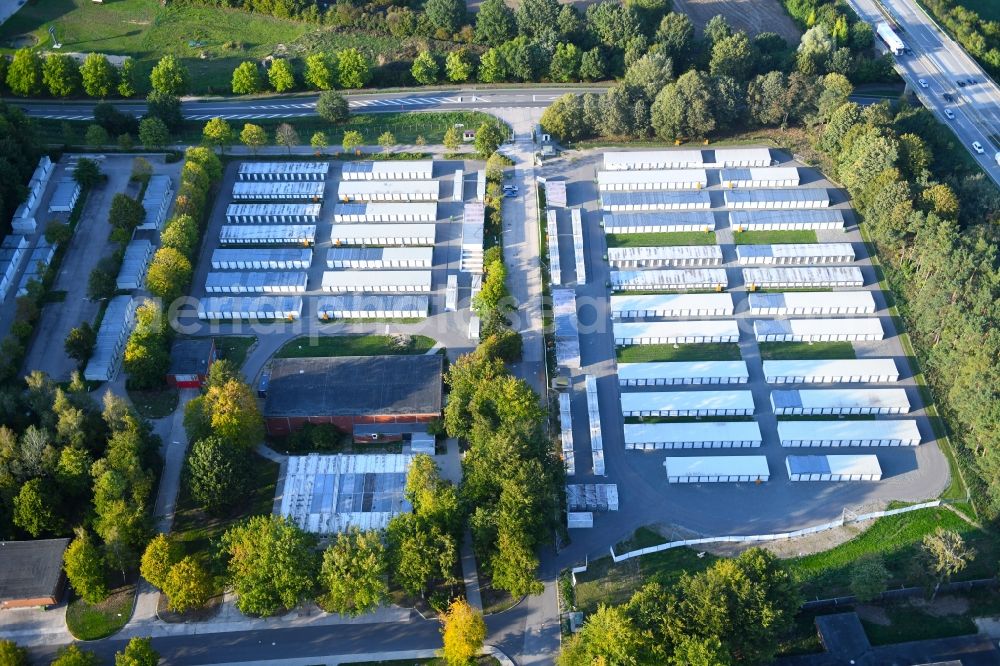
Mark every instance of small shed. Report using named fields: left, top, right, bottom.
left=0, top=538, right=71, bottom=609
left=167, top=338, right=216, bottom=389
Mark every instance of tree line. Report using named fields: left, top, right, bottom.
left=909, top=0, right=1000, bottom=77
left=1, top=635, right=160, bottom=666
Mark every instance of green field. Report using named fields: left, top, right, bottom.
left=275, top=334, right=436, bottom=358
left=616, top=342, right=742, bottom=363
left=0, top=0, right=403, bottom=95
left=213, top=336, right=256, bottom=369
left=66, top=584, right=135, bottom=640
left=733, top=230, right=819, bottom=244
left=757, top=341, right=856, bottom=360
left=957, top=0, right=1000, bottom=22
left=605, top=231, right=717, bottom=248
left=33, top=111, right=498, bottom=147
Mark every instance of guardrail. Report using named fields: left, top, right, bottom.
left=609, top=500, right=942, bottom=563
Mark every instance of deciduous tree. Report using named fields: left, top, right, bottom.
left=150, top=55, right=188, bottom=95
left=337, top=48, right=371, bottom=89
left=0, top=640, right=28, bottom=666
left=342, top=129, right=363, bottom=153
left=922, top=528, right=976, bottom=599
left=445, top=48, right=474, bottom=83
left=475, top=0, right=516, bottom=46
left=440, top=598, right=486, bottom=666
left=268, top=59, right=296, bottom=92
left=425, top=0, right=466, bottom=34
left=140, top=533, right=176, bottom=590
left=310, top=130, right=328, bottom=154
left=80, top=53, right=117, bottom=98
left=651, top=70, right=716, bottom=140
left=411, top=51, right=440, bottom=85
left=319, top=528, right=388, bottom=616
left=52, top=645, right=100, bottom=666
left=138, top=117, right=170, bottom=150
left=65, top=323, right=96, bottom=364
left=117, top=57, right=137, bottom=98
left=186, top=436, right=252, bottom=513
left=63, top=529, right=108, bottom=604
left=13, top=477, right=64, bottom=537
left=316, top=91, right=349, bottom=123
left=162, top=556, right=213, bottom=612
left=240, top=123, right=268, bottom=155
left=145, top=247, right=192, bottom=306
left=305, top=52, right=337, bottom=90
left=202, top=117, right=234, bottom=152
left=474, top=121, right=506, bottom=158
left=275, top=123, right=299, bottom=154
left=6, top=48, right=42, bottom=97
left=43, top=54, right=80, bottom=97
left=115, top=637, right=159, bottom=666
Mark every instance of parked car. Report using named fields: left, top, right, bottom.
left=972, top=141, right=984, bottom=154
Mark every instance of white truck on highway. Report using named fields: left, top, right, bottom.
left=995, top=151, right=1000, bottom=168
left=877, top=22, right=906, bottom=56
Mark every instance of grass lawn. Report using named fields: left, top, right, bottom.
left=861, top=600, right=978, bottom=645
left=757, top=341, right=856, bottom=360
left=126, top=385, right=179, bottom=419
left=617, top=342, right=742, bottom=363
left=605, top=231, right=717, bottom=248
left=573, top=528, right=717, bottom=616
left=65, top=584, right=136, bottom=640
left=213, top=335, right=256, bottom=369
left=733, top=230, right=819, bottom=244
left=788, top=507, right=999, bottom=599
left=35, top=111, right=499, bottom=148
left=275, top=334, right=435, bottom=358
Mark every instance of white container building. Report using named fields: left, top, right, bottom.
left=720, top=167, right=800, bottom=188
left=611, top=293, right=734, bottom=318
left=554, top=288, right=581, bottom=369
left=476, top=170, right=486, bottom=201
left=603, top=150, right=705, bottom=170
left=611, top=268, right=728, bottom=291
left=566, top=484, right=619, bottom=511
left=585, top=376, right=604, bottom=476
left=621, top=391, right=755, bottom=417
left=614, top=320, right=740, bottom=345
left=748, top=291, right=877, bottom=316
left=559, top=392, right=575, bottom=476
left=461, top=204, right=485, bottom=273
left=219, top=225, right=316, bottom=246
left=712, top=147, right=773, bottom=167
left=545, top=181, right=567, bottom=208
left=778, top=420, right=922, bottom=447
left=454, top=170, right=464, bottom=202
left=771, top=389, right=910, bottom=415
left=84, top=295, right=136, bottom=382
left=763, top=359, right=899, bottom=384
left=205, top=271, right=308, bottom=294
left=602, top=212, right=717, bottom=233
left=115, top=239, right=153, bottom=291
left=237, top=161, right=329, bottom=181
left=730, top=210, right=846, bottom=231
left=317, top=295, right=429, bottom=320
left=197, top=296, right=303, bottom=320
left=602, top=191, right=711, bottom=212
left=139, top=175, right=173, bottom=231
left=664, top=456, right=770, bottom=483
left=211, top=248, right=313, bottom=270
left=724, top=189, right=829, bottom=209
left=337, top=180, right=439, bottom=202
left=572, top=209, right=586, bottom=284
left=48, top=180, right=81, bottom=213
left=13, top=156, right=53, bottom=233
left=607, top=245, right=723, bottom=268
left=618, top=361, right=750, bottom=386
left=333, top=203, right=436, bottom=223
left=321, top=270, right=432, bottom=294
left=326, top=247, right=433, bottom=269
left=753, top=318, right=884, bottom=342
left=341, top=160, right=433, bottom=181
left=330, top=224, right=435, bottom=247
left=597, top=169, right=708, bottom=191
left=226, top=203, right=322, bottom=224
left=547, top=210, right=562, bottom=286
left=232, top=182, right=325, bottom=201
left=625, top=422, right=762, bottom=450
left=743, top=267, right=864, bottom=289
left=567, top=513, right=593, bottom=529
left=786, top=455, right=882, bottom=482
left=736, top=243, right=855, bottom=265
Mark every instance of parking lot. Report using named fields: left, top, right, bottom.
left=543, top=148, right=950, bottom=558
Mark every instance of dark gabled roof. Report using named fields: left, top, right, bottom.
left=0, top=538, right=70, bottom=602
left=168, top=338, right=215, bottom=376
left=264, top=355, right=443, bottom=418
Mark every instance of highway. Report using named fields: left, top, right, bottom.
left=848, top=0, right=1000, bottom=184
left=8, top=87, right=607, bottom=121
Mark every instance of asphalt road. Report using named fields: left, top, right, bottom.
left=847, top=0, right=1000, bottom=185
left=8, top=87, right=608, bottom=122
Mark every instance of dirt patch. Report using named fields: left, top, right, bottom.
left=6, top=34, right=37, bottom=49
left=695, top=520, right=876, bottom=560
left=672, top=0, right=801, bottom=43
left=856, top=603, right=891, bottom=626
left=911, top=595, right=970, bottom=617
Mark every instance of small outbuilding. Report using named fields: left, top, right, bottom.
left=0, top=538, right=71, bottom=609
left=167, top=338, right=217, bottom=389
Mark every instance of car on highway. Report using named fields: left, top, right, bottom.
left=943, top=93, right=954, bottom=102
left=918, top=78, right=928, bottom=88
left=968, top=78, right=977, bottom=85
left=944, top=108, right=955, bottom=120
left=972, top=141, right=985, bottom=154
left=957, top=80, right=966, bottom=87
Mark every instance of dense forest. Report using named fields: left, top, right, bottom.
left=0, top=104, right=41, bottom=238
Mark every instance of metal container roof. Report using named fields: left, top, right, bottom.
left=762, top=358, right=898, bottom=380
left=598, top=168, right=708, bottom=187
left=724, top=188, right=830, bottom=206
left=603, top=150, right=705, bottom=170
left=337, top=180, right=440, bottom=200
left=748, top=291, right=876, bottom=312
left=625, top=421, right=762, bottom=444
left=730, top=210, right=845, bottom=227
left=743, top=266, right=864, bottom=285
left=771, top=389, right=910, bottom=411
left=614, top=320, right=740, bottom=340
left=341, top=160, right=433, bottom=178
left=607, top=245, right=723, bottom=262
left=332, top=202, right=437, bottom=220
left=753, top=318, right=884, bottom=338
left=239, top=161, right=330, bottom=175
left=602, top=191, right=711, bottom=208
left=621, top=391, right=755, bottom=413
left=720, top=167, right=800, bottom=182
left=664, top=456, right=769, bottom=477
left=786, top=454, right=881, bottom=477
left=317, top=294, right=430, bottom=315
left=232, top=181, right=325, bottom=198
left=320, top=270, right=432, bottom=290
left=603, top=212, right=717, bottom=230
left=611, top=268, right=728, bottom=289
left=197, top=296, right=303, bottom=318
left=610, top=293, right=734, bottom=314
left=329, top=224, right=435, bottom=244
left=711, top=147, right=773, bottom=166
left=736, top=243, right=855, bottom=260
left=618, top=361, right=749, bottom=382
left=219, top=224, right=316, bottom=243
left=777, top=419, right=921, bottom=444
left=226, top=203, right=322, bottom=218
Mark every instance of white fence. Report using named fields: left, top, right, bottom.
left=608, top=500, right=942, bottom=564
